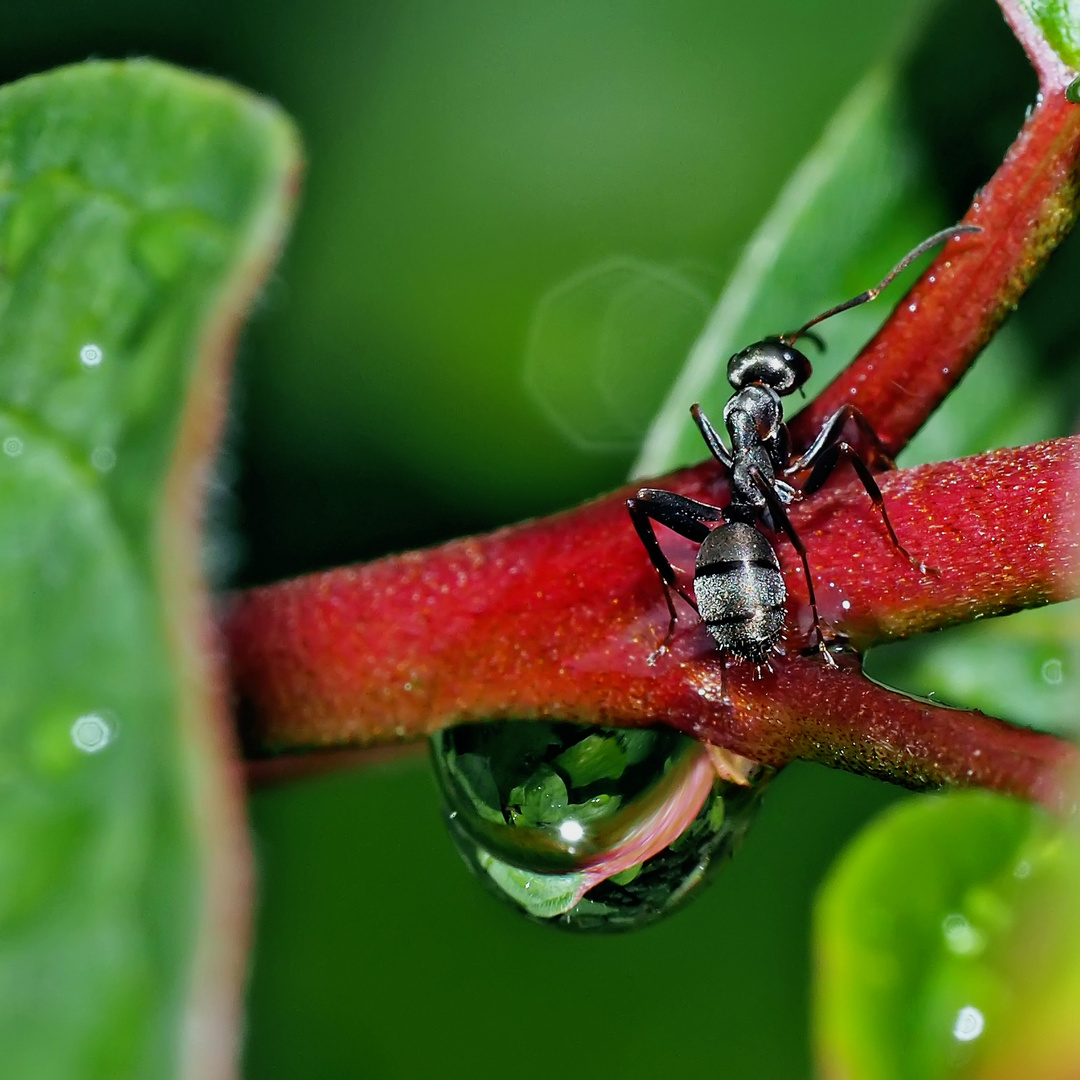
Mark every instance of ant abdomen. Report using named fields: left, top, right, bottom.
left=694, top=522, right=785, bottom=665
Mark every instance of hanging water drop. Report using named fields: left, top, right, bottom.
left=431, top=720, right=773, bottom=931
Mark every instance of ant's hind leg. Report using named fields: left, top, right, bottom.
left=627, top=489, right=722, bottom=658
left=802, top=442, right=937, bottom=575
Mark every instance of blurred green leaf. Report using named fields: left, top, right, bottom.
left=554, top=732, right=628, bottom=788
left=815, top=792, right=1080, bottom=1080
left=633, top=65, right=946, bottom=478
left=866, top=601, right=1080, bottom=741
left=0, top=61, right=297, bottom=1078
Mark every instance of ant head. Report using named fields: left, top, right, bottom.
left=727, top=338, right=812, bottom=396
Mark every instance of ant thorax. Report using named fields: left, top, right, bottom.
left=723, top=384, right=783, bottom=443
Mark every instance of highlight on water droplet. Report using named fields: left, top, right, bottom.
left=79, top=343, right=104, bottom=367
left=1041, top=657, right=1063, bottom=685
left=952, top=1005, right=984, bottom=1042
left=70, top=712, right=114, bottom=753
left=90, top=446, right=117, bottom=473
left=2, top=436, right=23, bottom=457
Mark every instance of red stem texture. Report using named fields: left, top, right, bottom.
left=225, top=9, right=1080, bottom=809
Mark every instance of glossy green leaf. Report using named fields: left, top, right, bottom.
left=0, top=61, right=298, bottom=1078
left=815, top=791, right=1080, bottom=1080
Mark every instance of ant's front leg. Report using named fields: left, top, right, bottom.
left=627, top=489, right=723, bottom=660
left=785, top=404, right=895, bottom=476
left=689, top=403, right=733, bottom=469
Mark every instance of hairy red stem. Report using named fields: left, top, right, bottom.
left=790, top=32, right=1080, bottom=455
left=226, top=6, right=1080, bottom=808
left=225, top=438, right=1080, bottom=806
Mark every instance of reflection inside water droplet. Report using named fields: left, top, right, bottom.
left=1041, top=658, right=1063, bottom=685
left=90, top=446, right=116, bottom=473
left=431, top=720, right=772, bottom=931
left=79, top=343, right=104, bottom=367
left=952, top=1005, right=984, bottom=1042
left=2, top=436, right=22, bottom=457
left=70, top=712, right=114, bottom=753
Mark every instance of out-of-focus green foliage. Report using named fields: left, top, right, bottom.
left=0, top=61, right=298, bottom=1078
left=634, top=65, right=945, bottom=478
left=3, top=0, right=1079, bottom=1077
left=816, top=792, right=1080, bottom=1079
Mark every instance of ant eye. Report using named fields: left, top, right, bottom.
left=727, top=340, right=812, bottom=394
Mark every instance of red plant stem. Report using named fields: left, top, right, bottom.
left=227, top=7, right=1080, bottom=809
left=789, top=32, right=1080, bottom=456
left=225, top=437, right=1080, bottom=806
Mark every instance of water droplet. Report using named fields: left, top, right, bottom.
left=952, top=1005, right=984, bottom=1042
left=841, top=599, right=851, bottom=611
left=431, top=720, right=772, bottom=930
left=2, top=436, right=23, bottom=457
left=90, top=446, right=116, bottom=473
left=1041, top=658, right=1063, bottom=685
left=70, top=712, right=114, bottom=753
left=942, top=912, right=983, bottom=955
left=79, top=343, right=104, bottom=368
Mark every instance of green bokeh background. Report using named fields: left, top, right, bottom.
left=5, top=1, right=1077, bottom=1076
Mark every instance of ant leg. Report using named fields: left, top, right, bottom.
left=748, top=467, right=836, bottom=667
left=785, top=404, right=895, bottom=476
left=627, top=489, right=723, bottom=656
left=800, top=442, right=937, bottom=575
left=690, top=404, right=733, bottom=470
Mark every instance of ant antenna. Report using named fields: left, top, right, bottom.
left=781, top=223, right=982, bottom=345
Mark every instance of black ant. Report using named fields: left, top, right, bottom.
left=627, top=224, right=979, bottom=668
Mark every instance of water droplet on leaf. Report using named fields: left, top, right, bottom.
left=79, top=343, right=104, bottom=368
left=431, top=720, right=772, bottom=930
left=70, top=712, right=114, bottom=753
left=90, top=446, right=116, bottom=473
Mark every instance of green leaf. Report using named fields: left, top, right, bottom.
left=632, top=65, right=945, bottom=478
left=475, top=850, right=587, bottom=919
left=866, top=600, right=1080, bottom=741
left=515, top=765, right=569, bottom=826
left=815, top=791, right=1080, bottom=1080
left=554, top=732, right=628, bottom=788
left=0, top=61, right=298, bottom=1078
left=1014, top=1, right=1080, bottom=71
left=450, top=753, right=505, bottom=824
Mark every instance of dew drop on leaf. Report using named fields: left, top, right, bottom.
left=431, top=720, right=773, bottom=931
left=78, top=343, right=104, bottom=368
